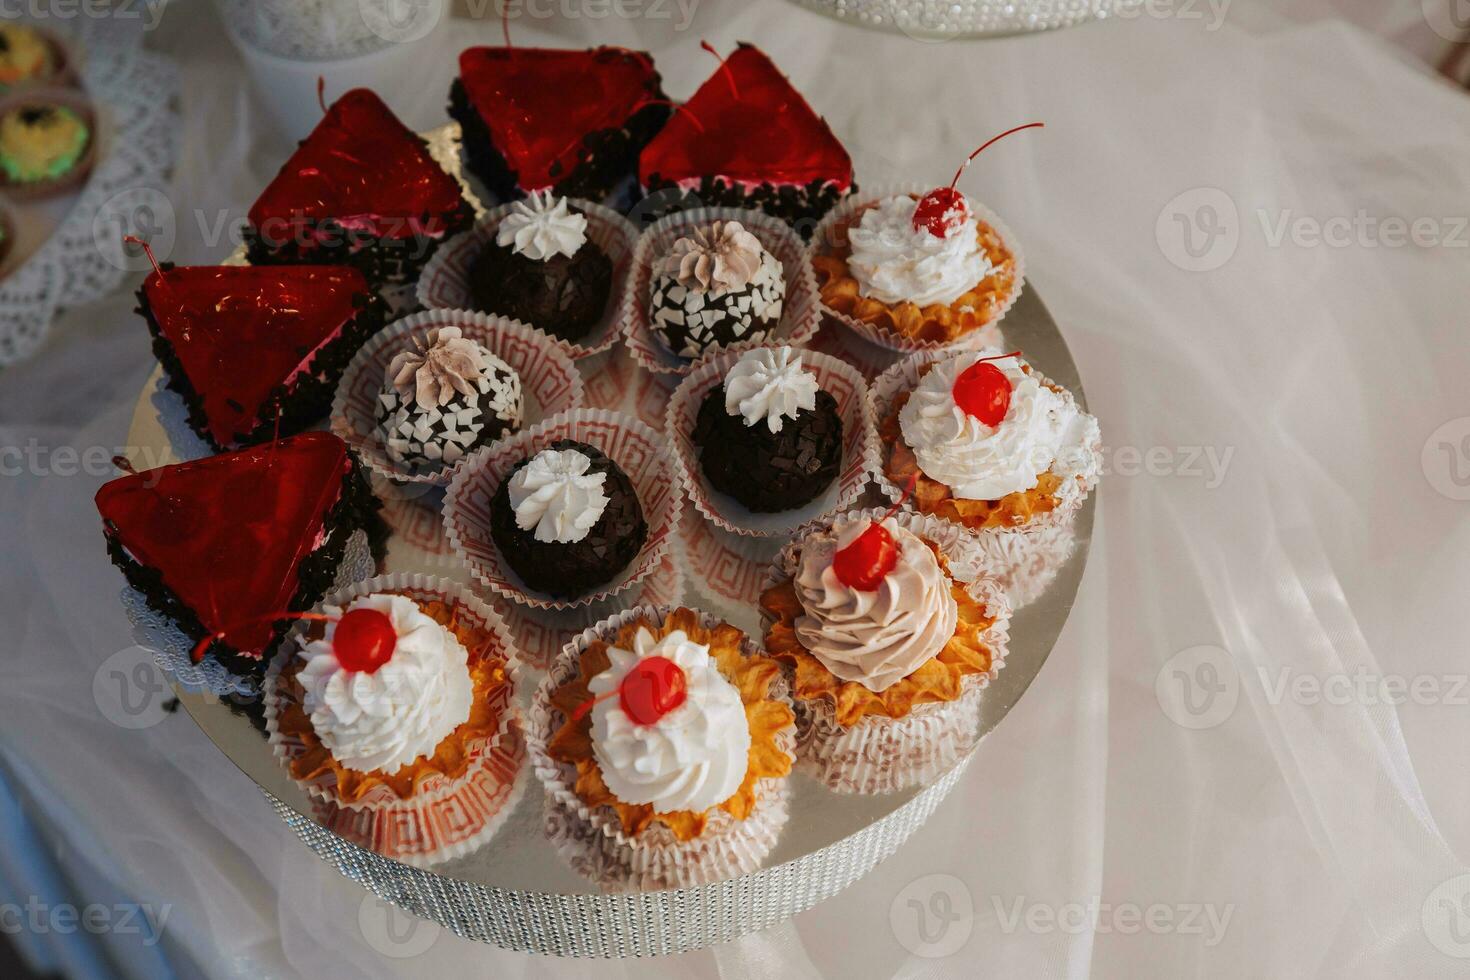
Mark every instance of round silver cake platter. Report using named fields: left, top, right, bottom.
left=120, top=285, right=1093, bottom=957
left=785, top=0, right=1146, bottom=41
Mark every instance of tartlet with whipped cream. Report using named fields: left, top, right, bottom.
left=874, top=348, right=1101, bottom=531
left=529, top=606, right=795, bottom=889
left=268, top=584, right=516, bottom=807
left=811, top=185, right=1022, bottom=350
left=760, top=510, right=1010, bottom=794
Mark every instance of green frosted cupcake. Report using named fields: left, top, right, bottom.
left=0, top=104, right=89, bottom=186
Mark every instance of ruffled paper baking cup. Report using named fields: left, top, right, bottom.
left=0, top=86, right=98, bottom=200
left=525, top=605, right=795, bottom=891
left=666, top=347, right=877, bottom=538
left=331, top=309, right=585, bottom=488
left=120, top=527, right=376, bottom=698
left=762, top=508, right=1011, bottom=794
left=678, top=500, right=786, bottom=616
left=415, top=198, right=637, bottom=361
left=970, top=516, right=1080, bottom=611
left=442, top=409, right=684, bottom=610
left=808, top=181, right=1024, bottom=354
left=868, top=348, right=1103, bottom=532
left=622, top=207, right=821, bottom=377
left=263, top=574, right=524, bottom=847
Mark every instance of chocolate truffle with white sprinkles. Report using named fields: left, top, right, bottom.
left=374, top=326, right=523, bottom=475
left=469, top=191, right=614, bottom=343
left=693, top=346, right=842, bottom=512
left=647, top=219, right=785, bottom=360
left=488, top=440, right=647, bottom=598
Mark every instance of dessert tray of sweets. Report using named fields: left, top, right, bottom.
left=100, top=41, right=1100, bottom=957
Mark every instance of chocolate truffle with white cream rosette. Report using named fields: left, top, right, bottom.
left=373, top=326, right=523, bottom=475
left=647, top=219, right=785, bottom=359
left=468, top=191, right=614, bottom=343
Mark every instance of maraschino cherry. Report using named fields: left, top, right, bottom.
left=912, top=122, right=1044, bottom=239
left=830, top=474, right=922, bottom=592
left=572, top=653, right=689, bottom=726
left=330, top=607, right=398, bottom=673
left=952, top=351, right=1023, bottom=427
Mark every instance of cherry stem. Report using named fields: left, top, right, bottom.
left=570, top=688, right=619, bottom=723
left=700, top=41, right=739, bottom=100
left=122, top=235, right=163, bottom=280
left=111, top=455, right=138, bottom=476
left=316, top=77, right=327, bottom=115
left=882, top=470, right=920, bottom=522
left=977, top=350, right=1023, bottom=364
left=948, top=122, right=1044, bottom=190
left=501, top=0, right=512, bottom=47
left=189, top=610, right=335, bottom=664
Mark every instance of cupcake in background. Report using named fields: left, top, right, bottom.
left=760, top=510, right=1010, bottom=793
left=375, top=326, right=523, bottom=476
left=647, top=219, right=785, bottom=360
left=469, top=192, right=615, bottom=344
left=530, top=606, right=794, bottom=889
left=488, top=440, right=648, bottom=600
left=0, top=25, right=59, bottom=88
left=876, top=349, right=1101, bottom=531
left=0, top=97, right=93, bottom=196
left=692, top=346, right=842, bottom=513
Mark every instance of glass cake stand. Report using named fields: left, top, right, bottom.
left=120, top=243, right=1093, bottom=956
left=785, top=0, right=1145, bottom=40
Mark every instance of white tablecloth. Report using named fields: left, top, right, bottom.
left=3, top=1, right=1469, bottom=976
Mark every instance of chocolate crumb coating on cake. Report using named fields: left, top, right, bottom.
left=488, top=439, right=647, bottom=598
left=468, top=237, right=613, bottom=343
left=647, top=220, right=785, bottom=360
left=693, top=385, right=843, bottom=512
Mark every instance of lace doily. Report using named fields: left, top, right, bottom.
left=120, top=528, right=376, bottom=697
left=0, top=25, right=180, bottom=365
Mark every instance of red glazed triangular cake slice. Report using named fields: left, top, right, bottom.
left=96, top=432, right=384, bottom=676
left=639, top=44, right=853, bottom=229
left=449, top=46, right=668, bottom=203
left=247, top=89, right=473, bottom=286
left=137, top=264, right=387, bottom=451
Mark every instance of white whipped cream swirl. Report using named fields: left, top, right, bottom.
left=589, top=627, right=750, bottom=814
left=496, top=190, right=587, bottom=261
left=794, top=518, right=958, bottom=693
left=508, top=447, right=608, bottom=544
left=723, top=346, right=820, bottom=433
left=297, top=593, right=474, bottom=774
left=846, top=194, right=993, bottom=307
left=899, top=352, right=1096, bottom=500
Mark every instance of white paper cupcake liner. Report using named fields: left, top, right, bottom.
left=415, top=198, right=637, bottom=361
left=806, top=317, right=904, bottom=381
left=677, top=500, right=787, bottom=614
left=497, top=553, right=684, bottom=672
left=121, top=527, right=376, bottom=699
left=577, top=346, right=681, bottom=433
left=868, top=349, right=1103, bottom=534
left=311, top=734, right=529, bottom=869
left=666, top=347, right=877, bottom=538
left=525, top=605, right=795, bottom=891
left=442, top=409, right=685, bottom=610
left=262, top=573, right=525, bottom=852
left=808, top=181, right=1024, bottom=354
left=622, top=207, right=821, bottom=377
left=969, top=517, right=1080, bottom=611
left=331, top=309, right=585, bottom=489
left=760, top=508, right=1012, bottom=795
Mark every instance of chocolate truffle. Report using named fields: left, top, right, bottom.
left=489, top=440, right=647, bottom=598
left=648, top=220, right=784, bottom=360
left=375, top=326, right=523, bottom=474
left=469, top=192, right=613, bottom=343
left=693, top=347, right=842, bottom=512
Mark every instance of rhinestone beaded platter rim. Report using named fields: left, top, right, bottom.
left=120, top=287, right=1093, bottom=956
left=786, top=0, right=1146, bottom=39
